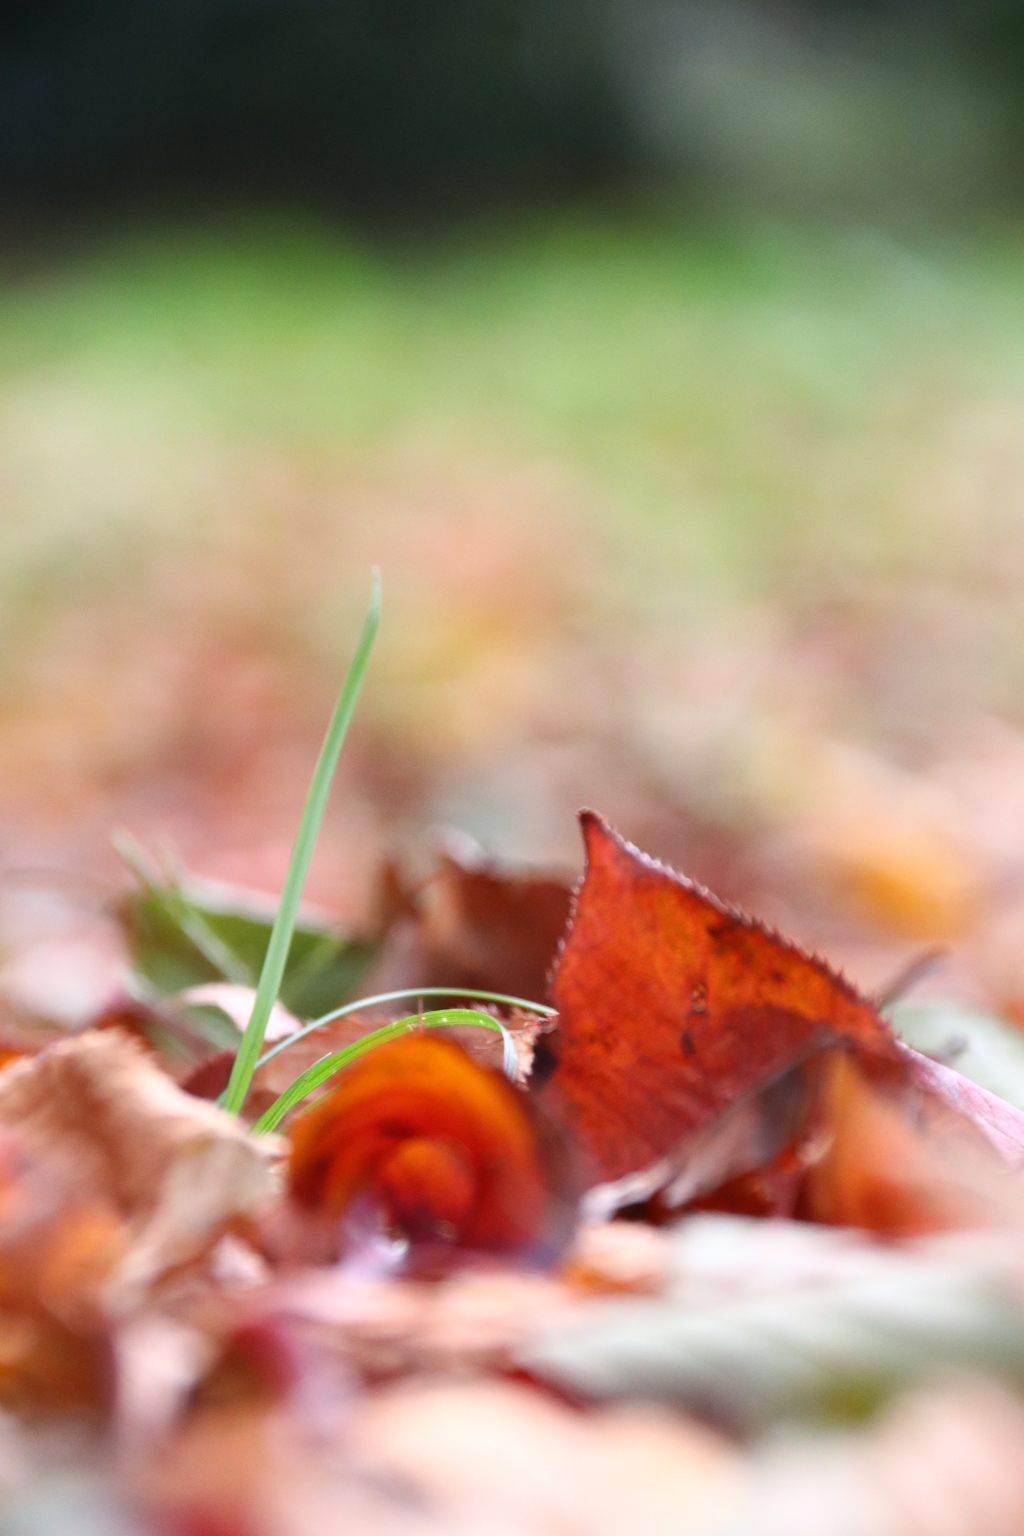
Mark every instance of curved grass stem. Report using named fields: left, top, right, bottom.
left=255, top=984, right=556, bottom=1073
left=250, top=1008, right=517, bottom=1133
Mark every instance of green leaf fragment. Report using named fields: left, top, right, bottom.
left=116, top=875, right=378, bottom=1020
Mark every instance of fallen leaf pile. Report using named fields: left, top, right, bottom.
left=4, top=811, right=1024, bottom=1533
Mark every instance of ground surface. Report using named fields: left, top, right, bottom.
left=4, top=215, right=1024, bottom=996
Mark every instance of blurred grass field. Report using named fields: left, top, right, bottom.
left=10, top=218, right=1024, bottom=596
left=6, top=216, right=1024, bottom=988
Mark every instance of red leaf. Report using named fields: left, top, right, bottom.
left=545, top=812, right=903, bottom=1184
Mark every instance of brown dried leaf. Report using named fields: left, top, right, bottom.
left=415, top=837, right=573, bottom=1004
left=0, top=1030, right=281, bottom=1310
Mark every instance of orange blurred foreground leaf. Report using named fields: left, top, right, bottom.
left=0, top=1136, right=117, bottom=1417
left=546, top=812, right=903, bottom=1184
left=800, top=1051, right=1010, bottom=1236
left=288, top=1035, right=553, bottom=1253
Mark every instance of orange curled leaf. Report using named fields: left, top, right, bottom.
left=546, top=812, right=902, bottom=1183
left=288, top=1036, right=550, bottom=1253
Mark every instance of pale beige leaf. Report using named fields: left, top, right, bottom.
left=0, top=1030, right=280, bottom=1310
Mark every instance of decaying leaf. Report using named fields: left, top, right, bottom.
left=140, top=1377, right=721, bottom=1536
left=287, top=1035, right=568, bottom=1257
left=520, top=1215, right=1024, bottom=1431
left=114, top=1313, right=216, bottom=1452
left=0, top=1031, right=280, bottom=1310
left=91, top=994, right=245, bottom=1083
left=546, top=813, right=901, bottom=1184
left=582, top=1038, right=1024, bottom=1237
left=6, top=804, right=1024, bottom=1522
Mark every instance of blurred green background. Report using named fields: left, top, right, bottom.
left=6, top=2, right=1024, bottom=1015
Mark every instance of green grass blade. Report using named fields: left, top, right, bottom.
left=254, top=985, right=557, bottom=1072
left=250, top=1008, right=515, bottom=1133
left=221, top=571, right=382, bottom=1115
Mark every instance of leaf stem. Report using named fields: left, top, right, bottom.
left=221, top=571, right=381, bottom=1115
